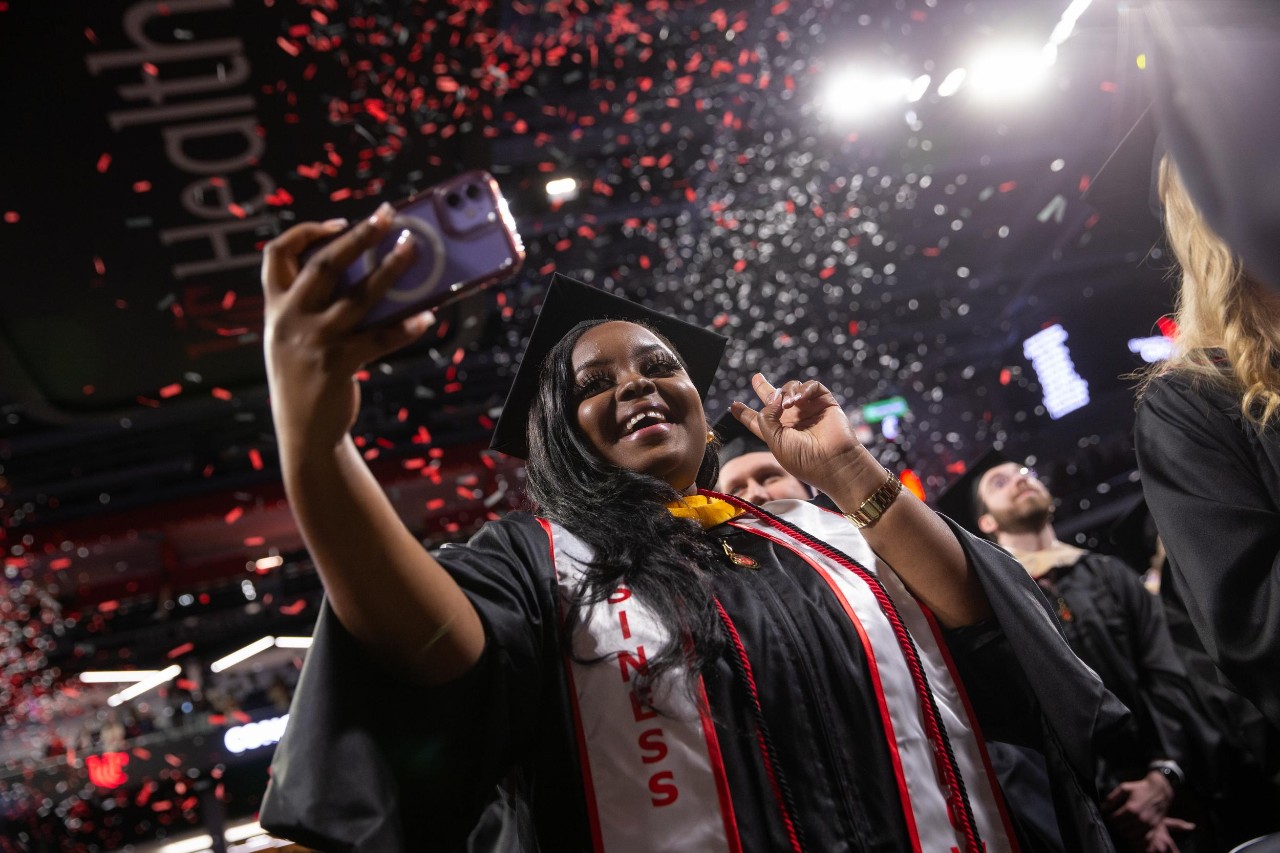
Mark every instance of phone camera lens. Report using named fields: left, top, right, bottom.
left=446, top=192, right=462, bottom=208
left=465, top=183, right=481, bottom=200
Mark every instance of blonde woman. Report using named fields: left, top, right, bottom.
left=1135, top=156, right=1280, bottom=734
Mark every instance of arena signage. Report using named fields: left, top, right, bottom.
left=223, top=714, right=289, bottom=755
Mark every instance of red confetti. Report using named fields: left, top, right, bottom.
left=96, top=153, right=111, bottom=173
left=4, top=211, right=19, bottom=223
left=279, top=599, right=308, bottom=616
left=1157, top=316, right=1178, bottom=338
left=158, top=383, right=182, bottom=398
left=224, top=506, right=244, bottom=524
left=167, top=642, right=194, bottom=658
left=49, top=557, right=71, bottom=571
left=265, top=187, right=294, bottom=206
left=132, top=180, right=152, bottom=193
left=249, top=449, right=264, bottom=470
left=211, top=387, right=233, bottom=401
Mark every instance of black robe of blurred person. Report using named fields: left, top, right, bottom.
left=1136, top=371, right=1280, bottom=844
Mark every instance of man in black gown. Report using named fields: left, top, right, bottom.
left=941, top=453, right=1212, bottom=853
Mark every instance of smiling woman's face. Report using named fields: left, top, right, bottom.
left=571, top=321, right=707, bottom=490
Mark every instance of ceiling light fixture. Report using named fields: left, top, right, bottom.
left=210, top=636, right=276, bottom=673
left=107, top=665, right=181, bottom=707
left=545, top=177, right=579, bottom=202
left=79, top=670, right=160, bottom=684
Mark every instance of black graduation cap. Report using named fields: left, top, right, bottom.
left=489, top=274, right=728, bottom=459
left=713, top=409, right=769, bottom=467
left=1142, top=0, right=1280, bottom=293
left=1084, top=1, right=1280, bottom=290
left=1082, top=103, right=1165, bottom=227
left=932, top=449, right=1010, bottom=536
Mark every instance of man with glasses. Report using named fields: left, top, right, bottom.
left=940, top=451, right=1207, bottom=853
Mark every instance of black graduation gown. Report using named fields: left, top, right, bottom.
left=260, top=509, right=1123, bottom=852
left=1033, top=553, right=1199, bottom=792
left=1135, top=371, right=1280, bottom=732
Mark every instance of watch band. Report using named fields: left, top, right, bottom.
left=843, top=467, right=902, bottom=529
left=1148, top=760, right=1184, bottom=790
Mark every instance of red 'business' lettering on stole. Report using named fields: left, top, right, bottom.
left=611, top=585, right=680, bottom=807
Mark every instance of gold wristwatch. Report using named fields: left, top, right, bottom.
left=843, top=467, right=903, bottom=529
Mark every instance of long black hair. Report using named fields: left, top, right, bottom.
left=525, top=319, right=727, bottom=699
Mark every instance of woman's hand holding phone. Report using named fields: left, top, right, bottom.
left=261, top=202, right=436, bottom=461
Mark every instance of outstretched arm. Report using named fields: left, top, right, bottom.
left=731, top=374, right=990, bottom=627
left=262, top=206, right=484, bottom=685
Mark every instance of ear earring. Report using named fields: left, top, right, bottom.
left=706, top=430, right=715, bottom=444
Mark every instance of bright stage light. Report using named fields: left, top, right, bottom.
left=156, top=821, right=271, bottom=853
left=108, top=665, right=181, bottom=707
left=906, top=74, right=932, bottom=103
left=210, top=636, right=276, bottom=673
left=1047, top=0, right=1093, bottom=58
left=936, top=68, right=966, bottom=98
left=254, top=555, right=283, bottom=571
left=967, top=43, right=1051, bottom=101
left=80, top=670, right=161, bottom=684
left=545, top=177, right=579, bottom=202
left=820, top=66, right=914, bottom=121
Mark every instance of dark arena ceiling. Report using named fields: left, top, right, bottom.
left=0, top=0, right=1174, bottom=840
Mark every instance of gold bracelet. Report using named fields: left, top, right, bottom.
left=843, top=467, right=902, bottom=529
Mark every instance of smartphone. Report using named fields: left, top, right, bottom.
left=312, top=170, right=525, bottom=329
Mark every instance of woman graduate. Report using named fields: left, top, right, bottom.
left=257, top=206, right=1123, bottom=852
left=1135, top=156, right=1280, bottom=735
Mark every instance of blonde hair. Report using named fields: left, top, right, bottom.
left=1148, top=155, right=1280, bottom=426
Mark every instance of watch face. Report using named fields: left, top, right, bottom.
left=1152, top=765, right=1181, bottom=788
